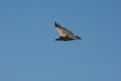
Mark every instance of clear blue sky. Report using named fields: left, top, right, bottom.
left=0, top=0, right=121, bottom=81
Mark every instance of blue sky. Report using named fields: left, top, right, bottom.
left=0, top=0, right=121, bottom=81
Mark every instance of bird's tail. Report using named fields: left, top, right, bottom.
left=55, top=22, right=60, bottom=27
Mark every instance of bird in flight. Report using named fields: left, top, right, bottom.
left=55, top=22, right=81, bottom=41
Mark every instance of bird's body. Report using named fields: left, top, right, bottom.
left=55, top=22, right=81, bottom=41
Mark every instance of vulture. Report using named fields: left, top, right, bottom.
left=55, top=22, right=81, bottom=41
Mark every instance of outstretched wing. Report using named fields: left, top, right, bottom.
left=55, top=22, right=75, bottom=38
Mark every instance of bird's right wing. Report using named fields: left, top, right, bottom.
left=56, top=26, right=74, bottom=37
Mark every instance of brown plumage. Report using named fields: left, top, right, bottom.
left=55, top=22, right=81, bottom=41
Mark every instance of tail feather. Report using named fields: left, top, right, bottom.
left=55, top=22, right=60, bottom=27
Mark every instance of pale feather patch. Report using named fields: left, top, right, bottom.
left=56, top=27, right=67, bottom=37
